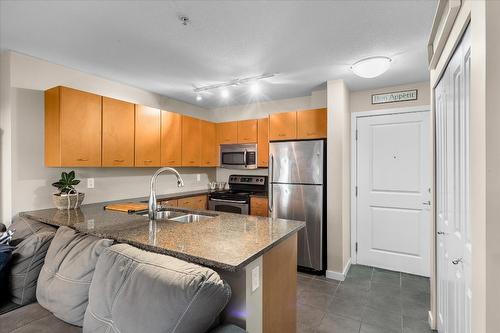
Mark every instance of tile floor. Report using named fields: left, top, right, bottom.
left=297, top=265, right=436, bottom=333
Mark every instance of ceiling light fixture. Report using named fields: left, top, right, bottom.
left=196, top=95, right=202, bottom=102
left=250, top=82, right=260, bottom=94
left=193, top=73, right=276, bottom=93
left=221, top=89, right=229, bottom=99
left=350, top=56, right=392, bottom=78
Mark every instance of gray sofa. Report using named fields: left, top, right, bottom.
left=0, top=220, right=245, bottom=333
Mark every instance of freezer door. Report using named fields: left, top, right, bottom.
left=272, top=183, right=323, bottom=271
left=269, top=140, right=324, bottom=185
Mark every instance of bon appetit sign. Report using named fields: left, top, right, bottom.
left=371, top=89, right=418, bottom=104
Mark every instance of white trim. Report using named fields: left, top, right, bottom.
left=326, top=258, right=351, bottom=282
left=428, top=310, right=435, bottom=329
left=350, top=105, right=431, bottom=267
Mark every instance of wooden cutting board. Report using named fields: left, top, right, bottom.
left=104, top=202, right=148, bottom=213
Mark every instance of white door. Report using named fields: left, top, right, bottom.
left=435, top=26, right=471, bottom=333
left=356, top=111, right=431, bottom=276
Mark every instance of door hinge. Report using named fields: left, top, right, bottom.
left=355, top=242, right=358, bottom=252
left=355, top=186, right=358, bottom=197
left=355, top=129, right=358, bottom=140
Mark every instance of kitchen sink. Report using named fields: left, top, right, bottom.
left=169, top=214, right=214, bottom=223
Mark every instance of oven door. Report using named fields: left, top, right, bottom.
left=209, top=199, right=249, bottom=215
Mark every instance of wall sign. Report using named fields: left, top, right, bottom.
left=371, top=89, right=418, bottom=104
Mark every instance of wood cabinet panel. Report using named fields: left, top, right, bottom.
left=178, top=195, right=207, bottom=210
left=297, top=108, right=327, bottom=139
left=161, top=111, right=182, bottom=166
left=102, top=97, right=135, bottom=167
left=269, top=111, right=297, bottom=141
left=257, top=118, right=269, bottom=167
left=250, top=196, right=268, bottom=217
left=237, top=119, right=258, bottom=143
left=45, top=86, right=102, bottom=167
left=159, top=199, right=178, bottom=208
left=201, top=120, right=219, bottom=167
left=181, top=115, right=201, bottom=167
left=135, top=105, right=161, bottom=167
left=217, top=121, right=238, bottom=144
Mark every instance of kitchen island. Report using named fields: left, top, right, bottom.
left=20, top=197, right=304, bottom=333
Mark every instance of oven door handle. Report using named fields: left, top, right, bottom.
left=210, top=198, right=248, bottom=204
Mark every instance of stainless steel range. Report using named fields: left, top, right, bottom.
left=208, top=175, right=267, bottom=215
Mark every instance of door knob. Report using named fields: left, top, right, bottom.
left=422, top=200, right=431, bottom=205
left=452, top=258, right=463, bottom=265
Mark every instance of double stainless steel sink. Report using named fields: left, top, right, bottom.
left=136, top=209, right=216, bottom=223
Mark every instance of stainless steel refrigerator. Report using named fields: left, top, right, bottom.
left=268, top=140, right=325, bottom=271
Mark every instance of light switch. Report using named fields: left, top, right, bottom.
left=251, top=266, right=260, bottom=292
left=87, top=178, right=94, bottom=189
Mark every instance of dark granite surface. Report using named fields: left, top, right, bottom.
left=20, top=194, right=304, bottom=271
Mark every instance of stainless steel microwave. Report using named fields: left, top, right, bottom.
left=220, top=144, right=257, bottom=169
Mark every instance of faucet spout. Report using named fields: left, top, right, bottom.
left=148, top=167, right=184, bottom=220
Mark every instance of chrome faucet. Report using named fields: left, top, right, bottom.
left=148, top=167, right=184, bottom=220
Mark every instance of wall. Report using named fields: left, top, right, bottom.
left=1, top=51, right=216, bottom=225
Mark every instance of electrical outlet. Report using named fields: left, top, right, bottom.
left=196, top=174, right=201, bottom=182
left=87, top=178, right=94, bottom=189
left=251, top=266, right=260, bottom=292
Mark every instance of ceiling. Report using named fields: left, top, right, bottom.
left=0, top=0, right=437, bottom=108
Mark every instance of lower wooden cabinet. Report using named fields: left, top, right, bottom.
left=250, top=196, right=269, bottom=217
left=159, top=199, right=178, bottom=208
left=178, top=195, right=208, bottom=210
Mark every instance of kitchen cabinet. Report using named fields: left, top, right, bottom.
left=102, top=97, right=135, bottom=167
left=178, top=195, right=207, bottom=210
left=297, top=108, right=327, bottom=139
left=45, top=86, right=102, bottom=167
left=250, top=196, right=268, bottom=217
left=181, top=115, right=201, bottom=167
left=159, top=199, right=178, bottom=208
left=269, top=111, right=297, bottom=141
left=201, top=120, right=219, bottom=167
left=237, top=119, right=258, bottom=143
left=161, top=111, right=182, bottom=166
left=217, top=121, right=238, bottom=144
left=135, top=105, right=161, bottom=167
left=257, top=118, right=269, bottom=167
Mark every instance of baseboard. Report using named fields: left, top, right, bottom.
left=325, top=258, right=352, bottom=282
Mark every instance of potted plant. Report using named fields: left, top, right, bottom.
left=51, top=171, right=85, bottom=210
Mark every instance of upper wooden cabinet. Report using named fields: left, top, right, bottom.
left=201, top=120, right=219, bottom=167
left=181, top=115, right=201, bottom=167
left=102, top=97, right=135, bottom=167
left=45, top=86, right=102, bottom=167
left=135, top=105, right=161, bottom=167
left=257, top=118, right=269, bottom=167
left=269, top=111, right=297, bottom=141
left=217, top=121, right=238, bottom=144
left=237, top=119, right=258, bottom=143
left=297, top=108, right=327, bottom=139
left=161, top=111, right=182, bottom=166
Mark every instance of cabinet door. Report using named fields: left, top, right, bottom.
left=237, top=119, right=258, bottom=143
left=269, top=111, right=297, bottom=141
left=178, top=195, right=207, bottom=210
left=217, top=121, right=238, bottom=144
left=297, top=108, right=327, bottom=139
left=135, top=105, right=161, bottom=167
left=257, top=118, right=269, bottom=167
left=59, top=87, right=102, bottom=167
left=201, top=120, right=219, bottom=167
left=159, top=199, right=178, bottom=208
left=182, top=115, right=201, bottom=166
left=161, top=111, right=182, bottom=166
left=251, top=197, right=269, bottom=217
left=102, top=97, right=135, bottom=167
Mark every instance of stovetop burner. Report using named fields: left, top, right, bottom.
left=209, top=175, right=268, bottom=203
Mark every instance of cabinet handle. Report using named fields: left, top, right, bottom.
left=307, top=132, right=317, bottom=136
left=278, top=133, right=286, bottom=137
left=114, top=159, right=125, bottom=163
left=169, top=160, right=176, bottom=163
left=144, top=160, right=152, bottom=163
left=77, top=158, right=88, bottom=162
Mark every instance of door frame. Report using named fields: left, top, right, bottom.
left=350, top=105, right=431, bottom=266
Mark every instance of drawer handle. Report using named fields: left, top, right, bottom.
left=169, top=160, right=176, bottom=163
left=77, top=158, right=88, bottom=162
left=114, top=159, right=125, bottom=163
left=307, top=132, right=317, bottom=135
left=278, top=133, right=286, bottom=137
left=144, top=160, right=152, bottom=163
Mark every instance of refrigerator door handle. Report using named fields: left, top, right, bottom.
left=269, top=154, right=274, bottom=213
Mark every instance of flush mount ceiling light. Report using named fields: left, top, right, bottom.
left=350, top=56, right=392, bottom=78
left=193, top=73, right=276, bottom=94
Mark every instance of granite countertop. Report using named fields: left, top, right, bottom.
left=20, top=196, right=304, bottom=272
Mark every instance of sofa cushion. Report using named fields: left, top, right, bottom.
left=37, top=226, right=113, bottom=327
left=8, top=216, right=56, bottom=245
left=8, top=231, right=55, bottom=305
left=83, top=243, right=231, bottom=333
left=0, top=302, right=82, bottom=333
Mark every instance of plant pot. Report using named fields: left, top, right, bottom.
left=52, top=192, right=85, bottom=210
